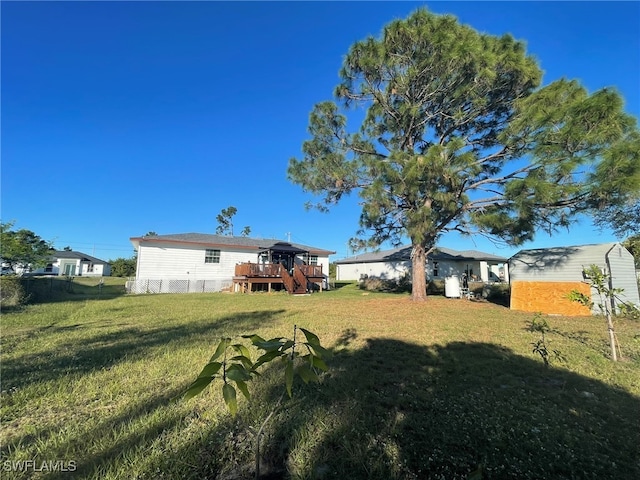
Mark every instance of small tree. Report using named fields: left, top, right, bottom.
left=183, top=325, right=330, bottom=480
left=0, top=221, right=53, bottom=273
left=216, top=206, right=251, bottom=237
left=528, top=314, right=564, bottom=367
left=567, top=265, right=624, bottom=361
left=109, top=257, right=137, bottom=277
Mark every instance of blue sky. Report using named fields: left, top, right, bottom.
left=2, top=1, right=639, bottom=262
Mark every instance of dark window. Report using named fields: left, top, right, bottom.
left=205, top=249, right=221, bottom=264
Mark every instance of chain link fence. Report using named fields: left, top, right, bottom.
left=125, top=279, right=231, bottom=294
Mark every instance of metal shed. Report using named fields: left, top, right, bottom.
left=509, top=243, right=640, bottom=316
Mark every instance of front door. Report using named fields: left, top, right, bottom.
left=64, top=263, right=76, bottom=276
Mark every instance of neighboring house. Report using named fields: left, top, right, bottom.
left=129, top=233, right=335, bottom=294
left=29, top=251, right=112, bottom=277
left=509, top=242, right=640, bottom=316
left=335, top=246, right=508, bottom=283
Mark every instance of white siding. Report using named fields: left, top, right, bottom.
left=79, top=262, right=110, bottom=277
left=606, top=244, right=640, bottom=308
left=338, top=259, right=494, bottom=282
left=337, top=260, right=411, bottom=281
left=136, top=242, right=332, bottom=291
left=509, top=244, right=614, bottom=282
left=136, top=243, right=259, bottom=281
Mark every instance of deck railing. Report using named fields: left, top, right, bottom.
left=299, top=265, right=323, bottom=277
left=234, top=262, right=323, bottom=278
left=293, top=265, right=307, bottom=292
left=280, top=267, right=295, bottom=293
left=234, top=262, right=282, bottom=277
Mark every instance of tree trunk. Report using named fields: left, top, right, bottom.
left=410, top=244, right=428, bottom=301
left=605, top=311, right=618, bottom=362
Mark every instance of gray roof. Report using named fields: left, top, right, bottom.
left=130, top=233, right=335, bottom=255
left=336, top=245, right=507, bottom=264
left=52, top=250, right=110, bottom=264
left=510, top=242, right=618, bottom=260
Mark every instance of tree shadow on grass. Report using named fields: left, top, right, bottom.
left=0, top=309, right=288, bottom=480
left=8, top=328, right=638, bottom=480
left=208, top=336, right=639, bottom=479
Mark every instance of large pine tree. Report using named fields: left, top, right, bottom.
left=288, top=9, right=639, bottom=300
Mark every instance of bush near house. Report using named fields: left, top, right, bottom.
left=0, top=276, right=127, bottom=308
left=0, top=276, right=27, bottom=307
left=359, top=274, right=412, bottom=293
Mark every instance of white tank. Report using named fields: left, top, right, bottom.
left=445, top=275, right=461, bottom=298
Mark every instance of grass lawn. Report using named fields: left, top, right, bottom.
left=1, top=281, right=639, bottom=479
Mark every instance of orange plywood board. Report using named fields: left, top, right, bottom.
left=510, top=281, right=592, bottom=316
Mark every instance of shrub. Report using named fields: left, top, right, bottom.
left=482, top=283, right=510, bottom=303
left=427, top=280, right=445, bottom=295
left=358, top=275, right=413, bottom=293
left=618, top=302, right=640, bottom=321
left=0, top=276, right=27, bottom=308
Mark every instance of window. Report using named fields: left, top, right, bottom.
left=309, top=255, right=318, bottom=265
left=433, top=261, right=439, bottom=277
left=205, top=249, right=221, bottom=264
left=87, top=263, right=94, bottom=273
left=45, top=263, right=53, bottom=273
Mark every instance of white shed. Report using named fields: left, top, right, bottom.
left=509, top=243, right=640, bottom=315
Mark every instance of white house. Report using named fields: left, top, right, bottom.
left=509, top=242, right=640, bottom=315
left=129, top=233, right=334, bottom=294
left=335, top=246, right=508, bottom=283
left=29, top=251, right=111, bottom=277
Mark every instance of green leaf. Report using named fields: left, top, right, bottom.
left=232, top=344, right=252, bottom=360
left=296, top=363, right=319, bottom=384
left=255, top=339, right=286, bottom=352
left=209, top=338, right=230, bottom=362
left=242, top=334, right=265, bottom=344
left=254, top=350, right=283, bottom=368
left=285, top=360, right=294, bottom=398
left=222, top=383, right=238, bottom=416
left=299, top=328, right=320, bottom=346
left=226, top=364, right=252, bottom=382
left=307, top=343, right=332, bottom=359
left=183, top=376, right=214, bottom=401
left=312, top=356, right=329, bottom=371
left=230, top=355, right=254, bottom=370
left=196, top=361, right=222, bottom=378
left=235, top=380, right=251, bottom=400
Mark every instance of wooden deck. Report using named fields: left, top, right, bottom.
left=233, top=262, right=324, bottom=294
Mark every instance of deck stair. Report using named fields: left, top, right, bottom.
left=281, top=266, right=307, bottom=294
left=233, top=262, right=324, bottom=294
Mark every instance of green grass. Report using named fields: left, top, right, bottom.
left=1, top=283, right=639, bottom=479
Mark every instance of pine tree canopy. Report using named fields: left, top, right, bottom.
left=287, top=8, right=640, bottom=300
